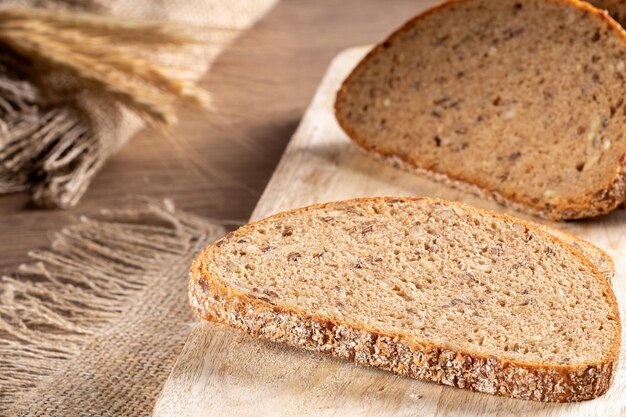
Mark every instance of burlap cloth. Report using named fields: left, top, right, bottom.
left=1, top=201, right=229, bottom=416
left=0, top=1, right=277, bottom=415
left=0, top=0, right=277, bottom=208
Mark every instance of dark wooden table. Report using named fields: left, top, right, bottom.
left=0, top=0, right=434, bottom=274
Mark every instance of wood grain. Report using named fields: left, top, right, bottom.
left=153, top=47, right=626, bottom=416
left=0, top=0, right=433, bottom=274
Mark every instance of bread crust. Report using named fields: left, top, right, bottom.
left=334, top=0, right=626, bottom=220
left=189, top=197, right=621, bottom=402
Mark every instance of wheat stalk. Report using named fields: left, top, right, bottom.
left=0, top=7, right=215, bottom=126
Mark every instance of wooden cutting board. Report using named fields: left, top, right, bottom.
left=153, top=46, right=626, bottom=417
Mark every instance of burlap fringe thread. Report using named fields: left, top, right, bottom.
left=0, top=200, right=227, bottom=414
left=0, top=59, right=97, bottom=207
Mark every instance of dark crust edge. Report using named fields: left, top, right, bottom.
left=333, top=0, right=626, bottom=220
left=189, top=197, right=621, bottom=402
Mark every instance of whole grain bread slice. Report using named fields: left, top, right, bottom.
left=335, top=0, right=626, bottom=220
left=190, top=197, right=620, bottom=402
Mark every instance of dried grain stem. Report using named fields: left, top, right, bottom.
left=0, top=7, right=214, bottom=126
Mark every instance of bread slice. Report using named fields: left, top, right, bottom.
left=190, top=197, right=620, bottom=402
left=335, top=0, right=626, bottom=220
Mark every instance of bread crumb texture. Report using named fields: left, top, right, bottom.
left=335, top=0, right=626, bottom=219
left=190, top=197, right=620, bottom=402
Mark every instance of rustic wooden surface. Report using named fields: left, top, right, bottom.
left=152, top=47, right=626, bottom=417
left=0, top=0, right=437, bottom=274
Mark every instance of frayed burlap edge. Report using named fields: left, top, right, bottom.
left=0, top=200, right=228, bottom=416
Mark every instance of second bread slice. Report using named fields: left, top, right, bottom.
left=335, top=0, right=626, bottom=220
left=190, top=197, right=620, bottom=402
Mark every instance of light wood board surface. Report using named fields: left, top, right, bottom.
left=153, top=47, right=626, bottom=417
